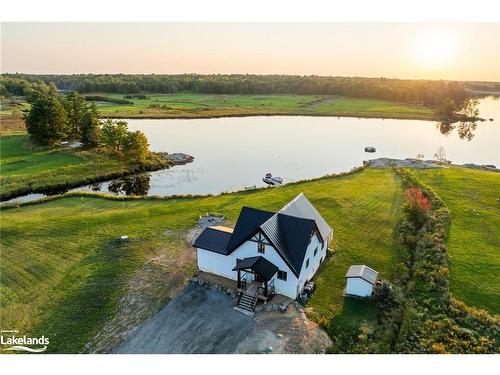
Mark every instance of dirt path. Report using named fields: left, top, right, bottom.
left=113, top=284, right=331, bottom=354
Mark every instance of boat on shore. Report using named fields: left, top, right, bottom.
left=263, top=173, right=283, bottom=186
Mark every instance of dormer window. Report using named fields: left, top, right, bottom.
left=257, top=242, right=265, bottom=254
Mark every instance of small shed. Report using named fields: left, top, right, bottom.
left=345, top=265, right=378, bottom=297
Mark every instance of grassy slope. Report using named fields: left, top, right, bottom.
left=92, top=93, right=435, bottom=120
left=0, top=99, right=29, bottom=135
left=0, top=135, right=152, bottom=198
left=415, top=167, right=500, bottom=314
left=0, top=168, right=403, bottom=352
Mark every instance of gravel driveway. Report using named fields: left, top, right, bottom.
left=113, top=284, right=282, bottom=353
left=113, top=283, right=331, bottom=354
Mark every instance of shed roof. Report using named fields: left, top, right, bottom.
left=232, top=256, right=278, bottom=281
left=192, top=227, right=232, bottom=255
left=346, top=265, right=379, bottom=285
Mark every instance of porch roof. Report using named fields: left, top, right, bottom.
left=232, top=256, right=278, bottom=281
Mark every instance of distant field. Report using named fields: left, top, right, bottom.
left=89, top=93, right=435, bottom=120
left=415, top=167, right=500, bottom=314
left=0, top=135, right=153, bottom=199
left=0, top=168, right=403, bottom=352
left=0, top=98, right=29, bottom=134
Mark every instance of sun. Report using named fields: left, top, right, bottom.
left=414, top=30, right=457, bottom=69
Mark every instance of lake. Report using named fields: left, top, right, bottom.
left=5, top=97, right=499, bottom=204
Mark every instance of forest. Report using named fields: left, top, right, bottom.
left=1, top=74, right=469, bottom=109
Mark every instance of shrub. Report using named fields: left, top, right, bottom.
left=403, top=187, right=431, bottom=228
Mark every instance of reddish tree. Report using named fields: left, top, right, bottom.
left=404, top=187, right=431, bottom=227
left=405, top=188, right=431, bottom=212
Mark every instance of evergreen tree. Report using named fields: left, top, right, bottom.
left=80, top=103, right=101, bottom=147
left=63, top=91, right=86, bottom=138
left=24, top=95, right=69, bottom=146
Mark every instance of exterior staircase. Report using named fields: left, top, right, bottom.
left=234, top=292, right=257, bottom=317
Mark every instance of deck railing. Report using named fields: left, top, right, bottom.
left=257, top=279, right=275, bottom=298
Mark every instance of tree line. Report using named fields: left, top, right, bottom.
left=23, top=90, right=149, bottom=162
left=2, top=73, right=469, bottom=109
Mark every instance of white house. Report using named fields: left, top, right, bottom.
left=345, top=265, right=378, bottom=297
left=193, top=193, right=333, bottom=311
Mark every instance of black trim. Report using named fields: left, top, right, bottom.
left=277, top=270, right=287, bottom=281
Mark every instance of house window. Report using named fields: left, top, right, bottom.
left=314, top=247, right=318, bottom=256
left=257, top=242, right=265, bottom=254
left=277, top=270, right=287, bottom=281
left=306, top=258, right=310, bottom=268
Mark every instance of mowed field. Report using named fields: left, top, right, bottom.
left=0, top=135, right=147, bottom=198
left=0, top=98, right=29, bottom=134
left=90, top=93, right=435, bottom=120
left=0, top=168, right=403, bottom=352
left=415, top=167, right=500, bottom=314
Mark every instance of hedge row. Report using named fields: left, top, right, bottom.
left=393, top=168, right=499, bottom=353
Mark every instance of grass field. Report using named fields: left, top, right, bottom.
left=0, top=168, right=403, bottom=352
left=415, top=167, right=500, bottom=314
left=1, top=165, right=497, bottom=352
left=90, top=93, right=435, bottom=120
left=0, top=98, right=29, bottom=134
left=0, top=135, right=159, bottom=199
left=0, top=93, right=435, bottom=136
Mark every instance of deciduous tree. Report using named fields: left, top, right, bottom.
left=101, top=119, right=129, bottom=152
left=124, top=130, right=149, bottom=162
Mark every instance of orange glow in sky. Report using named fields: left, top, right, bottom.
left=1, top=23, right=499, bottom=81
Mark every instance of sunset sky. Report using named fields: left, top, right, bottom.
left=1, top=22, right=499, bottom=81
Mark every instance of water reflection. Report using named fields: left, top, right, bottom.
left=436, top=97, right=486, bottom=141
left=437, top=120, right=479, bottom=141
left=107, top=174, right=151, bottom=196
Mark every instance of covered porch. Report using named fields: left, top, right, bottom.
left=232, top=256, right=278, bottom=303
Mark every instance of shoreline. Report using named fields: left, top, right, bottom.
left=0, top=152, right=194, bottom=202
left=3, top=159, right=498, bottom=209
left=101, top=111, right=439, bottom=122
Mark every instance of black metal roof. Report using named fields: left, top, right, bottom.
left=193, top=194, right=330, bottom=278
left=261, top=213, right=316, bottom=276
left=192, top=227, right=232, bottom=254
left=232, top=256, right=278, bottom=281
left=225, top=207, right=274, bottom=252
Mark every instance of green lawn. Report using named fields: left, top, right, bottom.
left=0, top=168, right=403, bottom=352
left=1, top=165, right=498, bottom=353
left=0, top=135, right=158, bottom=199
left=90, top=93, right=435, bottom=120
left=415, top=167, right=500, bottom=314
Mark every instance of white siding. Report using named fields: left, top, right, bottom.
left=345, top=277, right=374, bottom=297
left=197, top=248, right=238, bottom=280
left=297, top=232, right=326, bottom=293
left=196, top=238, right=299, bottom=299
left=232, top=240, right=299, bottom=299
left=197, top=231, right=331, bottom=299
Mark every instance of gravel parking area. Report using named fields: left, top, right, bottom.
left=113, top=283, right=331, bottom=354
